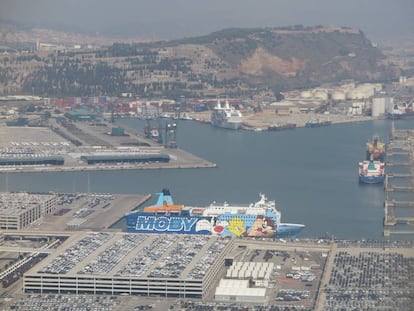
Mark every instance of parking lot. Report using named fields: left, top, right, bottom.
left=29, top=193, right=150, bottom=232
left=1, top=233, right=413, bottom=310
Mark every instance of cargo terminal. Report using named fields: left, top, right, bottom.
left=21, top=231, right=331, bottom=305
left=23, top=232, right=233, bottom=299
left=0, top=192, right=57, bottom=230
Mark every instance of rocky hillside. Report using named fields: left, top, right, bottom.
left=0, top=25, right=400, bottom=97
left=168, top=26, right=399, bottom=90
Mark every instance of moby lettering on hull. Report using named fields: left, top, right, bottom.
left=135, top=216, right=199, bottom=232
left=124, top=189, right=305, bottom=239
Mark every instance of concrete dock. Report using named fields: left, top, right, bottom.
left=384, top=124, right=414, bottom=236
left=29, top=193, right=151, bottom=232
left=0, top=120, right=216, bottom=174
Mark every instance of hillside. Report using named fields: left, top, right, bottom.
left=0, top=25, right=400, bottom=97
left=170, top=26, right=399, bottom=89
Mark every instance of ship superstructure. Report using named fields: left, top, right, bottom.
left=211, top=99, right=243, bottom=130
left=358, top=160, right=385, bottom=184
left=125, top=189, right=304, bottom=239
left=387, top=100, right=414, bottom=119
left=366, top=135, right=385, bottom=162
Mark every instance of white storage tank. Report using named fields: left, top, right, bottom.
left=332, top=90, right=346, bottom=101
left=313, top=89, right=328, bottom=101
left=301, top=90, right=312, bottom=98
left=372, top=97, right=389, bottom=117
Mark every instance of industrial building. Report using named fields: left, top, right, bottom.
left=214, top=279, right=266, bottom=303
left=23, top=232, right=233, bottom=298
left=0, top=155, right=64, bottom=166
left=214, top=261, right=275, bottom=303
left=0, top=192, right=57, bottom=230
left=64, top=109, right=97, bottom=121
left=80, top=153, right=170, bottom=165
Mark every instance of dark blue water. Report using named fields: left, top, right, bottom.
left=2, top=119, right=413, bottom=239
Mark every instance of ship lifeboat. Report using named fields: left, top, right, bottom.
left=191, top=208, right=205, bottom=215
left=144, top=203, right=183, bottom=213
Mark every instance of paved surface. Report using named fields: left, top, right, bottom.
left=29, top=193, right=150, bottom=232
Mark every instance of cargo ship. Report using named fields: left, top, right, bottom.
left=125, top=189, right=305, bottom=239
left=211, top=99, right=243, bottom=130
left=358, top=160, right=385, bottom=184
left=387, top=102, right=414, bottom=119
left=366, top=135, right=385, bottom=162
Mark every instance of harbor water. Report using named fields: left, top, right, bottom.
left=2, top=118, right=413, bottom=239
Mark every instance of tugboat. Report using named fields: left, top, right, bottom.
left=305, top=119, right=332, bottom=128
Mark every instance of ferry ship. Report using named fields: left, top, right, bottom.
left=366, top=135, right=385, bottom=162
left=125, top=189, right=305, bottom=239
left=211, top=99, right=243, bottom=130
left=358, top=160, right=385, bottom=184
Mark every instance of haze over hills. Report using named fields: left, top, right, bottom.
left=0, top=23, right=402, bottom=97
left=1, top=0, right=413, bottom=41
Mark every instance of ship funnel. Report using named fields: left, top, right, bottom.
left=216, top=98, right=221, bottom=109
left=156, top=189, right=174, bottom=206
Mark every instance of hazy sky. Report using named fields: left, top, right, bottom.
left=1, top=0, right=413, bottom=40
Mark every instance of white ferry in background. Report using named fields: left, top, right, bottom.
left=211, top=99, right=243, bottom=130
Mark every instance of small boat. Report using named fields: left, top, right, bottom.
left=268, top=123, right=296, bottom=131
left=305, top=119, right=332, bottom=128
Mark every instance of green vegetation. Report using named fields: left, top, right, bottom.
left=0, top=26, right=399, bottom=98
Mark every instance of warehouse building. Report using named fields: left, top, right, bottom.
left=0, top=155, right=64, bottom=166
left=214, top=261, right=274, bottom=303
left=0, top=192, right=57, bottom=230
left=64, top=109, right=97, bottom=121
left=214, top=279, right=266, bottom=303
left=24, top=232, right=233, bottom=298
left=80, top=153, right=169, bottom=165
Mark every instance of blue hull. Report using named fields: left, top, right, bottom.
left=276, top=224, right=305, bottom=239
left=359, top=175, right=384, bottom=184
left=125, top=212, right=304, bottom=239
left=387, top=112, right=414, bottom=119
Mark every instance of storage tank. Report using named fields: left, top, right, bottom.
left=313, top=89, right=328, bottom=100
left=301, top=90, right=312, bottom=98
left=372, top=97, right=388, bottom=117
left=332, top=90, right=346, bottom=101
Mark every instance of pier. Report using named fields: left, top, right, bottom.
left=385, top=186, right=414, bottom=192
left=385, top=200, right=414, bottom=208
left=386, top=173, right=413, bottom=178
left=383, top=124, right=414, bottom=236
